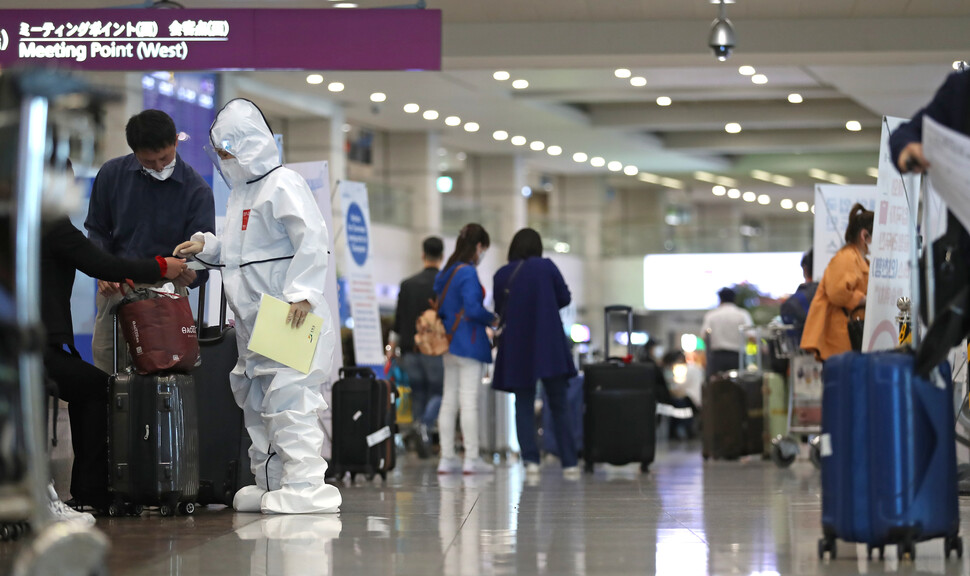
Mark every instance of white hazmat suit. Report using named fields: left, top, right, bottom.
left=189, top=98, right=341, bottom=514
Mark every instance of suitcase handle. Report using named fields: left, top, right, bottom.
left=339, top=366, right=376, bottom=379
left=197, top=278, right=231, bottom=345
left=604, top=305, right=634, bottom=361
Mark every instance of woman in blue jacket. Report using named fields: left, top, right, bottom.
left=492, top=229, right=578, bottom=478
left=434, top=223, right=498, bottom=475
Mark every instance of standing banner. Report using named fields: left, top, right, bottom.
left=337, top=180, right=385, bottom=367
left=863, top=117, right=917, bottom=351
left=813, top=185, right=877, bottom=280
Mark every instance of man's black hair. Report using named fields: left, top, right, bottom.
left=125, top=109, right=177, bottom=153
left=718, top=287, right=736, bottom=304
left=422, top=236, right=444, bottom=260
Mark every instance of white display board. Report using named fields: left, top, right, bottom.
left=813, top=185, right=877, bottom=281
left=336, top=180, right=385, bottom=367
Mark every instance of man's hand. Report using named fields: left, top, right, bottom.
left=898, top=142, right=929, bottom=173
left=162, top=257, right=188, bottom=280
left=287, top=300, right=312, bottom=329
left=174, top=268, right=197, bottom=287
left=98, top=280, right=121, bottom=296
left=173, top=240, right=204, bottom=257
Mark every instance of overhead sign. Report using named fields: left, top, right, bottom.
left=0, top=9, right=441, bottom=70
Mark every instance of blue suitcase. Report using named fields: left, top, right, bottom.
left=819, top=351, right=962, bottom=561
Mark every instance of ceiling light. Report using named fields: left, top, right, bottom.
left=796, top=201, right=810, bottom=213
left=511, top=135, right=527, bottom=146
left=712, top=186, right=726, bottom=196
left=715, top=176, right=737, bottom=187
left=492, top=130, right=509, bottom=141
left=661, top=178, right=683, bottom=189
left=512, top=79, right=529, bottom=89
left=694, top=172, right=716, bottom=183
left=456, top=152, right=467, bottom=161
left=829, top=174, right=848, bottom=185
left=445, top=116, right=461, bottom=127
left=757, top=194, right=770, bottom=205
left=403, top=103, right=420, bottom=113
left=630, top=76, right=647, bottom=87
left=656, top=96, right=672, bottom=106
left=808, top=168, right=828, bottom=180
left=334, top=2, right=357, bottom=7
left=867, top=167, right=879, bottom=178
left=493, top=71, right=510, bottom=81
left=530, top=141, right=546, bottom=151
left=614, top=68, right=632, bottom=78
left=742, top=191, right=756, bottom=202
left=751, top=74, right=768, bottom=84
left=624, top=165, right=638, bottom=176
left=845, top=120, right=862, bottom=131
left=572, top=152, right=588, bottom=163
left=750, top=170, right=771, bottom=181
left=306, top=74, right=324, bottom=85
left=341, top=124, right=351, bottom=133
left=436, top=176, right=453, bottom=194
left=725, top=122, right=742, bottom=134
left=464, top=122, right=480, bottom=132
left=788, top=93, right=803, bottom=104
left=328, top=82, right=344, bottom=92
left=590, top=157, right=606, bottom=167
left=811, top=204, right=816, bottom=214
left=954, top=61, right=968, bottom=71
left=771, top=175, right=794, bottom=187
left=727, top=188, right=741, bottom=199
left=521, top=186, right=532, bottom=198
left=437, top=147, right=447, bottom=156
left=638, top=173, right=660, bottom=184
left=547, top=146, right=563, bottom=156
left=423, top=110, right=439, bottom=120
left=607, top=161, right=623, bottom=172
left=738, top=65, right=755, bottom=76
left=708, top=0, right=736, bottom=61
left=370, top=92, right=386, bottom=103
left=780, top=199, right=794, bottom=210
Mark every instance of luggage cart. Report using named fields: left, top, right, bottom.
left=768, top=327, right=824, bottom=469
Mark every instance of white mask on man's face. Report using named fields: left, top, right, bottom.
left=144, top=157, right=176, bottom=181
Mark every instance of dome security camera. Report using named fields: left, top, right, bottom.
left=708, top=0, right=736, bottom=62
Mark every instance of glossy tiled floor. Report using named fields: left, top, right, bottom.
left=69, top=440, right=970, bottom=576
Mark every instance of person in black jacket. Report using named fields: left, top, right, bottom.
left=42, top=216, right=186, bottom=514
left=890, top=68, right=970, bottom=173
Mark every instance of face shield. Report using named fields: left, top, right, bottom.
left=204, top=143, right=230, bottom=189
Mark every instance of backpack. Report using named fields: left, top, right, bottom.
left=414, top=265, right=466, bottom=356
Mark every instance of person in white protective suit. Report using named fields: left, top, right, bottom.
left=174, top=98, right=341, bottom=514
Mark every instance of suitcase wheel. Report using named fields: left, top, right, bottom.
left=818, top=537, right=836, bottom=560
left=866, top=544, right=885, bottom=560
left=127, top=504, right=144, bottom=517
left=159, top=504, right=175, bottom=517
left=945, top=535, right=963, bottom=559
left=107, top=503, right=125, bottom=517
left=897, top=538, right=916, bottom=561
left=177, top=502, right=196, bottom=515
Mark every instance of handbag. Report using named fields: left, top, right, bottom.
left=116, top=281, right=200, bottom=374
left=493, top=260, right=525, bottom=348
left=843, top=305, right=865, bottom=352
left=414, top=265, right=466, bottom=356
left=919, top=210, right=970, bottom=324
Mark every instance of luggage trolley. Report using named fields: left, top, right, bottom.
left=769, top=324, right=824, bottom=468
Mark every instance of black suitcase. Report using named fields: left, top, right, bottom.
left=330, top=366, right=397, bottom=482
left=583, top=305, right=658, bottom=473
left=194, top=281, right=254, bottom=506
left=702, top=370, right=764, bottom=460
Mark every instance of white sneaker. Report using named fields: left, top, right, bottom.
left=525, top=462, right=541, bottom=476
left=437, top=457, right=462, bottom=475
left=463, top=458, right=495, bottom=475
left=562, top=467, right=582, bottom=480
left=48, top=497, right=96, bottom=527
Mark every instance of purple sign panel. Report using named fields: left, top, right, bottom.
left=0, top=9, right=440, bottom=71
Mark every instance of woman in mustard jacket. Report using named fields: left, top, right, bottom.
left=801, top=203, right=874, bottom=360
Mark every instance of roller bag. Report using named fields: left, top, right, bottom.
left=330, top=367, right=397, bottom=482
left=107, top=370, right=200, bottom=516
left=583, top=305, right=658, bottom=473
left=194, top=282, right=254, bottom=507
left=702, top=371, right=764, bottom=460
left=818, top=351, right=962, bottom=561
left=541, top=374, right=584, bottom=459
left=479, top=385, right=512, bottom=460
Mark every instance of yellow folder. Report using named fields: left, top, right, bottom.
left=247, top=293, right=323, bottom=374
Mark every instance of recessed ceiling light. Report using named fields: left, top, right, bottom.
left=751, top=74, right=768, bottom=84
left=757, top=194, right=770, bottom=205
left=623, top=165, right=638, bottom=176
left=493, top=130, right=509, bottom=141
left=530, top=141, right=546, bottom=151
left=334, top=2, right=357, bottom=7
left=727, top=188, right=741, bottom=199
left=437, top=148, right=447, bottom=156
left=328, top=82, right=344, bottom=92
left=845, top=120, right=862, bottom=131
left=661, top=178, right=683, bottom=189
left=572, top=152, right=588, bottom=163
left=780, top=199, right=794, bottom=210
left=694, top=171, right=717, bottom=183
left=712, top=185, right=726, bottom=196
left=423, top=110, right=439, bottom=120
left=463, top=122, right=480, bottom=132
left=607, top=161, right=623, bottom=172
left=656, top=96, right=672, bottom=106
left=738, top=65, right=756, bottom=76
left=638, top=172, right=660, bottom=184
left=547, top=145, right=563, bottom=156
left=403, top=103, right=420, bottom=113
left=590, top=157, right=606, bottom=167
left=796, top=201, right=810, bottom=213
left=614, top=68, right=631, bottom=78
left=751, top=170, right=771, bottom=181
left=725, top=122, right=742, bottom=134
left=771, top=175, right=794, bottom=187
left=630, top=76, right=647, bottom=87
left=811, top=204, right=816, bottom=214
left=716, top=176, right=737, bottom=187
left=493, top=71, right=510, bottom=81
left=742, top=191, right=757, bottom=202
left=512, top=79, right=529, bottom=89
left=829, top=174, right=848, bottom=185
left=445, top=116, right=461, bottom=127
left=456, top=152, right=467, bottom=161
left=306, top=74, right=324, bottom=85
left=788, top=93, right=803, bottom=104
left=511, top=135, right=527, bottom=146
left=809, top=168, right=828, bottom=180
left=341, top=124, right=351, bottom=133
left=866, top=167, right=879, bottom=178
left=370, top=92, right=387, bottom=103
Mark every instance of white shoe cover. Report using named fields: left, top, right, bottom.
left=261, top=483, right=341, bottom=514
left=233, top=485, right=268, bottom=513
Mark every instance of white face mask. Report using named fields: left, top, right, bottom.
left=219, top=158, right=249, bottom=187
left=144, top=157, right=176, bottom=181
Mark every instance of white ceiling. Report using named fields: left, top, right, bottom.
left=3, top=0, right=968, bottom=211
